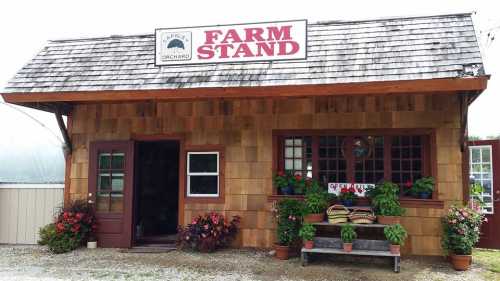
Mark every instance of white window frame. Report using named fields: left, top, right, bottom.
left=469, top=145, right=494, bottom=214
left=187, top=151, right=220, bottom=197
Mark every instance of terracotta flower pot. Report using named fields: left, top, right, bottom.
left=389, top=244, right=400, bottom=254
left=304, top=213, right=324, bottom=223
left=343, top=242, right=353, bottom=252
left=303, top=240, right=314, bottom=249
left=377, top=215, right=400, bottom=225
left=274, top=244, right=290, bottom=260
left=450, top=254, right=472, bottom=271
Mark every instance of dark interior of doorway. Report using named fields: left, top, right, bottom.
left=134, top=140, right=179, bottom=245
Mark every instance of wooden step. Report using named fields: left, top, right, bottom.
left=314, top=237, right=390, bottom=251
left=301, top=247, right=399, bottom=257
left=313, top=222, right=387, bottom=228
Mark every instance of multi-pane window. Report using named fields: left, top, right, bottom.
left=283, top=137, right=313, bottom=178
left=318, top=136, right=346, bottom=185
left=354, top=136, right=385, bottom=184
left=187, top=152, right=219, bottom=197
left=391, top=136, right=423, bottom=185
left=278, top=133, right=430, bottom=196
left=469, top=146, right=494, bottom=214
left=96, top=151, right=125, bottom=212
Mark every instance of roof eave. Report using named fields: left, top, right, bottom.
left=1, top=76, right=490, bottom=108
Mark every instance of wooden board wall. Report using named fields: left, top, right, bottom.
left=69, top=94, right=463, bottom=255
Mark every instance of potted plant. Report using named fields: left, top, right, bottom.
left=303, top=180, right=329, bottom=223
left=441, top=205, right=486, bottom=271
left=274, top=199, right=305, bottom=260
left=412, top=177, right=435, bottom=199
left=338, top=185, right=358, bottom=207
left=299, top=223, right=316, bottom=249
left=384, top=224, right=407, bottom=254
left=340, top=223, right=357, bottom=252
left=87, top=234, right=97, bottom=249
left=372, top=182, right=405, bottom=224
left=274, top=171, right=294, bottom=195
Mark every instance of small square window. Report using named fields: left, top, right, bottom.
left=187, top=152, right=219, bottom=197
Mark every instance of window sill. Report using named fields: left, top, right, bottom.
left=184, top=196, right=225, bottom=204
left=267, top=195, right=444, bottom=209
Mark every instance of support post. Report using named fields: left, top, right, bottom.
left=55, top=109, right=72, bottom=155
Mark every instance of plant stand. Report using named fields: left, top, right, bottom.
left=300, top=218, right=401, bottom=273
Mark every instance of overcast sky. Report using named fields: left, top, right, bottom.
left=0, top=0, right=499, bottom=143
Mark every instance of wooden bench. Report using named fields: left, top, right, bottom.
left=301, top=233, right=401, bottom=272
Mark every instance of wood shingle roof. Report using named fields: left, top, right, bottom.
left=2, top=13, right=485, bottom=94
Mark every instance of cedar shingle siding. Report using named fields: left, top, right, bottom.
left=3, top=13, right=484, bottom=93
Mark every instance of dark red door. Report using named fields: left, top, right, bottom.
left=89, top=141, right=135, bottom=248
left=469, top=139, right=500, bottom=249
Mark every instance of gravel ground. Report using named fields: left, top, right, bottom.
left=0, top=245, right=491, bottom=281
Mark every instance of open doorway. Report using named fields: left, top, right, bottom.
left=134, top=140, right=179, bottom=245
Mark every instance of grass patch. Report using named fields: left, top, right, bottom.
left=473, top=248, right=500, bottom=280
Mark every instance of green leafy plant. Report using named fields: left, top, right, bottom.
left=38, top=200, right=97, bottom=254
left=441, top=205, right=486, bottom=255
left=274, top=171, right=291, bottom=189
left=47, top=233, right=80, bottom=254
left=276, top=199, right=306, bottom=246
left=38, top=223, right=56, bottom=246
left=384, top=224, right=408, bottom=245
left=304, top=180, right=330, bottom=214
left=340, top=223, right=357, bottom=243
left=372, top=181, right=405, bottom=216
left=469, top=182, right=485, bottom=211
left=412, top=177, right=435, bottom=194
left=299, top=223, right=316, bottom=241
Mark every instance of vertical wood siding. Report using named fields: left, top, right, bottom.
left=0, top=185, right=63, bottom=244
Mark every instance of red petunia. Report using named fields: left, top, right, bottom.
left=341, top=187, right=348, bottom=193
left=295, top=175, right=302, bottom=181
left=278, top=171, right=285, bottom=177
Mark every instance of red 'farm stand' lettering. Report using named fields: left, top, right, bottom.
left=197, top=25, right=300, bottom=59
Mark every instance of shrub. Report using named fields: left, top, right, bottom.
left=340, top=224, right=357, bottom=243
left=372, top=181, right=405, bottom=216
left=38, top=223, right=56, bottom=246
left=48, top=233, right=80, bottom=254
left=299, top=223, right=316, bottom=241
left=38, top=200, right=97, bottom=254
left=177, top=212, right=240, bottom=252
left=441, top=205, right=486, bottom=255
left=276, top=199, right=305, bottom=246
left=384, top=224, right=408, bottom=245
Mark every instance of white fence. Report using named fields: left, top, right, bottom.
left=0, top=184, right=64, bottom=244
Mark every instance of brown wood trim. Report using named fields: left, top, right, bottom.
left=63, top=114, right=73, bottom=208
left=267, top=195, right=444, bottom=209
left=184, top=145, right=226, bottom=204
left=131, top=133, right=186, bottom=227
left=400, top=198, right=444, bottom=209
left=273, top=128, right=435, bottom=136
left=2, top=77, right=489, bottom=103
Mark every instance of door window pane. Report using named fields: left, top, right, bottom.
left=96, top=150, right=126, bottom=213
left=469, top=145, right=494, bottom=214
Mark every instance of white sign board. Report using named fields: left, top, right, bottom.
left=327, top=183, right=375, bottom=197
left=155, top=20, right=307, bottom=66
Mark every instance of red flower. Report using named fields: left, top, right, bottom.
left=56, top=223, right=65, bottom=232
left=348, top=187, right=355, bottom=193
left=341, top=187, right=348, bottom=193
left=63, top=212, right=69, bottom=220
left=75, top=212, right=84, bottom=221
left=295, top=175, right=302, bottom=181
left=405, top=180, right=412, bottom=188
left=277, top=171, right=285, bottom=177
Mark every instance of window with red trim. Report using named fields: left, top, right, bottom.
left=277, top=133, right=431, bottom=197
